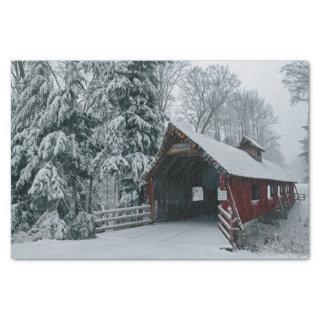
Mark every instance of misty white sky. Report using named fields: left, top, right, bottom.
left=175, top=60, right=308, bottom=163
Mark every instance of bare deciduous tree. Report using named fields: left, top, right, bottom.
left=178, top=65, right=284, bottom=163
left=203, top=87, right=283, bottom=164
left=156, top=61, right=190, bottom=114
left=179, top=65, right=240, bottom=138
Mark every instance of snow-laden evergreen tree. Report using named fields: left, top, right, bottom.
left=86, top=61, right=166, bottom=206
left=11, top=61, right=99, bottom=234
left=11, top=62, right=54, bottom=230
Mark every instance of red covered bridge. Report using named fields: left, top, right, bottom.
left=146, top=123, right=297, bottom=246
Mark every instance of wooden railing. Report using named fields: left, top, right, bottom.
left=216, top=184, right=244, bottom=247
left=94, top=205, right=152, bottom=233
left=218, top=206, right=233, bottom=242
left=284, top=192, right=293, bottom=208
left=218, top=205, right=242, bottom=247
left=294, top=193, right=306, bottom=201
left=226, top=184, right=243, bottom=230
left=294, top=184, right=306, bottom=201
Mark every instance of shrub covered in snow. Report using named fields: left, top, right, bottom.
left=27, top=211, right=67, bottom=241
left=66, top=212, right=96, bottom=240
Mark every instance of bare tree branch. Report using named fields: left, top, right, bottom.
left=280, top=61, right=309, bottom=105
left=156, top=61, right=190, bottom=113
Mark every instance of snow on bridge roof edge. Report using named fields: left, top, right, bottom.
left=169, top=122, right=296, bottom=183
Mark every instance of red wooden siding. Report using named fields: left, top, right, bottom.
left=147, top=173, right=295, bottom=224
left=228, top=176, right=295, bottom=223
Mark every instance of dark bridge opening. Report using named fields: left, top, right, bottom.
left=153, top=155, right=219, bottom=221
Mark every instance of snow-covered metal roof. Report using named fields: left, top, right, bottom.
left=238, top=135, right=265, bottom=152
left=171, top=123, right=295, bottom=183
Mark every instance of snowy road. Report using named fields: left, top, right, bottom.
left=11, top=218, right=299, bottom=259
left=12, top=220, right=232, bottom=259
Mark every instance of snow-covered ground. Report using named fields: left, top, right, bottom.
left=11, top=221, right=300, bottom=260
left=11, top=184, right=309, bottom=260
left=242, top=183, right=309, bottom=258
left=12, top=220, right=231, bottom=259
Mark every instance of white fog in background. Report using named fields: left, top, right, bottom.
left=170, top=60, right=308, bottom=164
